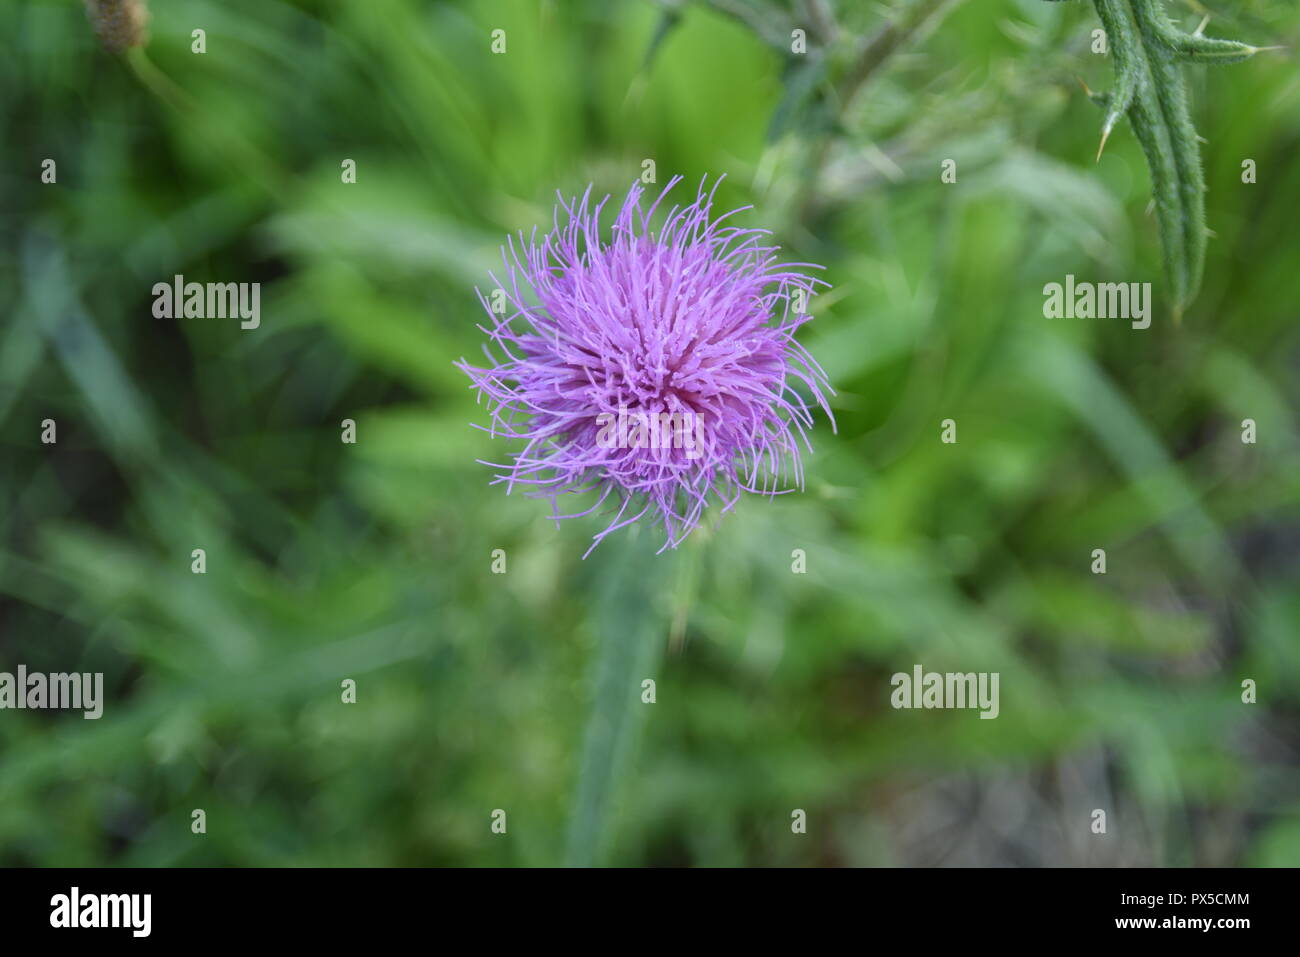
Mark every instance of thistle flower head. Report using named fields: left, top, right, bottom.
left=456, top=175, right=834, bottom=556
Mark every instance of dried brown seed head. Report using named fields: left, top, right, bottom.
left=83, top=0, right=150, bottom=54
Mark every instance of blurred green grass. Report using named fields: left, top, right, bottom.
left=0, top=0, right=1297, bottom=866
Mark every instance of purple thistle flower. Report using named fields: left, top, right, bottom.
left=456, top=175, right=835, bottom=556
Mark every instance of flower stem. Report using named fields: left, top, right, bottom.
left=564, top=534, right=668, bottom=867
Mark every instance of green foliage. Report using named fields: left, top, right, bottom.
left=0, top=0, right=1297, bottom=867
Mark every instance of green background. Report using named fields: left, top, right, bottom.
left=1, top=0, right=1297, bottom=866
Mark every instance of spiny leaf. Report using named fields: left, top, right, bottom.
left=1081, top=0, right=1269, bottom=316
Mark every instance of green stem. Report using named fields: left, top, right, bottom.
left=564, top=534, right=668, bottom=867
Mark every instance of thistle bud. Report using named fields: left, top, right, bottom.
left=83, top=0, right=149, bottom=54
